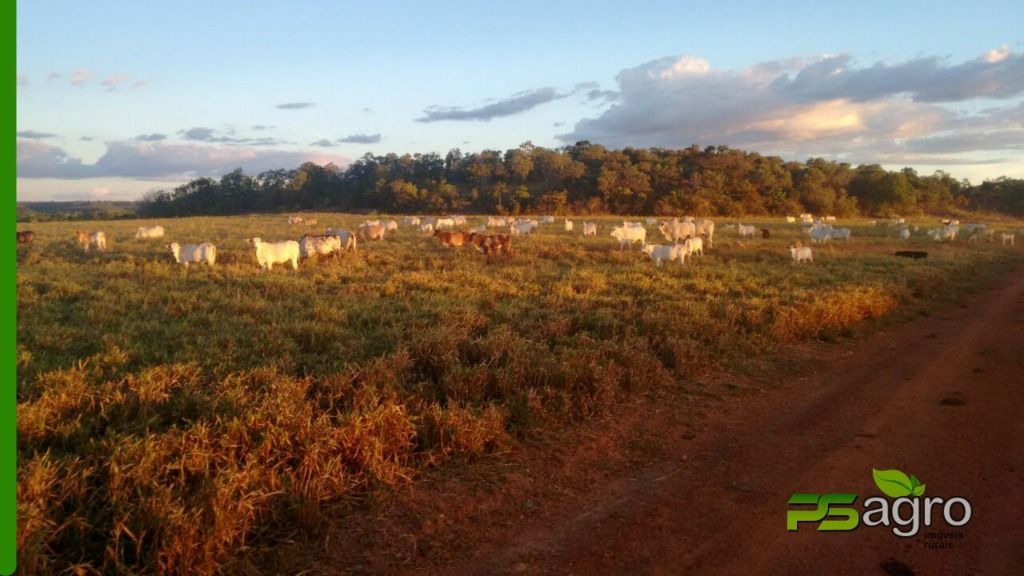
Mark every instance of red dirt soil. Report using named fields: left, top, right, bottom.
left=283, top=267, right=1024, bottom=575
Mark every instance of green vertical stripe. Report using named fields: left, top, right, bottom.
left=4, top=0, right=17, bottom=572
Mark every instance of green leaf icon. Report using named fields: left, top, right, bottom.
left=910, top=475, right=922, bottom=488
left=913, top=484, right=926, bottom=497
left=873, top=468, right=914, bottom=498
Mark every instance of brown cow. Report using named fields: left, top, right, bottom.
left=466, top=232, right=512, bottom=255
left=434, top=229, right=466, bottom=247
left=16, top=230, right=35, bottom=244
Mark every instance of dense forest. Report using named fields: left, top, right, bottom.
left=128, top=142, right=1021, bottom=218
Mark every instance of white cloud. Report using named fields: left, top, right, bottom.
left=562, top=49, right=1024, bottom=166
left=17, top=140, right=349, bottom=180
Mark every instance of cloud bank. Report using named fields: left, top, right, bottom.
left=18, top=140, right=349, bottom=180
left=339, top=132, right=381, bottom=144
left=561, top=49, right=1024, bottom=165
left=417, top=87, right=566, bottom=122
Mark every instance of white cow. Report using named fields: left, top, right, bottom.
left=692, top=218, right=715, bottom=248
left=452, top=215, right=468, bottom=226
left=384, top=220, right=399, bottom=232
left=564, top=220, right=574, bottom=232
left=403, top=216, right=421, bottom=226
left=642, top=244, right=685, bottom=266
left=168, top=242, right=216, bottom=267
left=1001, top=232, right=1016, bottom=246
left=658, top=218, right=696, bottom=244
left=786, top=216, right=797, bottom=223
left=299, top=235, right=342, bottom=259
left=359, top=223, right=386, bottom=241
left=737, top=224, right=756, bottom=239
left=582, top=222, right=597, bottom=237
left=610, top=225, right=646, bottom=250
left=829, top=228, right=851, bottom=241
left=623, top=220, right=644, bottom=228
left=487, top=216, right=508, bottom=227
left=511, top=221, right=535, bottom=236
left=470, top=224, right=487, bottom=234
left=809, top=224, right=832, bottom=243
left=789, top=244, right=813, bottom=264
left=135, top=225, right=165, bottom=240
left=325, top=228, right=358, bottom=252
left=800, top=213, right=814, bottom=224
left=681, top=236, right=703, bottom=258
left=248, top=237, right=300, bottom=271
left=435, top=217, right=455, bottom=229
left=80, top=231, right=107, bottom=252
left=287, top=216, right=304, bottom=225
left=540, top=215, right=555, bottom=224
left=419, top=223, right=435, bottom=234
left=898, top=228, right=911, bottom=240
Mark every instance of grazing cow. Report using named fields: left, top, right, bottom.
left=403, top=216, right=421, bottom=226
left=800, top=213, right=814, bottom=224
left=325, top=228, right=358, bottom=252
left=809, top=224, right=832, bottom=243
left=642, top=243, right=685, bottom=266
left=786, top=216, right=796, bottom=223
left=737, top=224, right=756, bottom=239
left=435, top=217, right=456, bottom=229
left=692, top=218, right=715, bottom=248
left=384, top=220, right=399, bottom=232
left=510, top=221, right=535, bottom=236
left=76, top=230, right=107, bottom=252
left=928, top=224, right=958, bottom=241
left=898, top=228, right=911, bottom=240
left=1001, top=232, right=1016, bottom=246
left=825, top=216, right=837, bottom=222
left=359, top=223, right=386, bottom=241
left=564, top=220, right=574, bottom=232
left=582, top=222, right=597, bottom=237
left=433, top=229, right=467, bottom=247
left=789, top=243, right=813, bottom=264
left=419, top=223, right=435, bottom=233
left=829, top=227, right=851, bottom=241
left=299, top=234, right=343, bottom=259
left=168, top=242, right=216, bottom=267
left=16, top=230, right=34, bottom=244
left=760, top=228, right=770, bottom=239
left=247, top=237, right=299, bottom=270
left=287, top=216, right=304, bottom=225
left=468, top=232, right=512, bottom=255
left=894, top=250, right=928, bottom=260
left=487, top=216, right=508, bottom=227
left=610, top=225, right=646, bottom=250
left=658, top=218, right=696, bottom=244
left=134, top=225, right=165, bottom=240
left=452, top=215, right=468, bottom=226
left=682, top=236, right=703, bottom=258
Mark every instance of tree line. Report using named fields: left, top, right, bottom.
left=137, top=142, right=1024, bottom=218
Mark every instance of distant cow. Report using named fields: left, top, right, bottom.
left=16, top=230, right=34, bottom=244
left=324, top=228, right=358, bottom=252
left=135, top=225, right=165, bottom=240
left=582, top=222, right=597, bottom=237
left=359, top=223, right=386, bottom=241
left=287, top=216, right=304, bottom=225
left=299, top=234, right=343, bottom=259
left=75, top=230, right=107, bottom=252
left=433, top=229, right=467, bottom=247
left=894, top=250, right=928, bottom=260
left=169, top=242, right=217, bottom=267
left=468, top=232, right=512, bottom=255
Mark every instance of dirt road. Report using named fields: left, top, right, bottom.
left=447, top=269, right=1024, bottom=575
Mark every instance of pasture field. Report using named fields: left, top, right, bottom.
left=15, top=213, right=1024, bottom=574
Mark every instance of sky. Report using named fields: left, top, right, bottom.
left=16, top=0, right=1024, bottom=201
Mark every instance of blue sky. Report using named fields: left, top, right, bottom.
left=17, top=0, right=1024, bottom=200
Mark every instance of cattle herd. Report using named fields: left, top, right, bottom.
left=13, top=214, right=1021, bottom=270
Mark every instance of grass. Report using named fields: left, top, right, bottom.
left=15, top=213, right=1024, bottom=574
